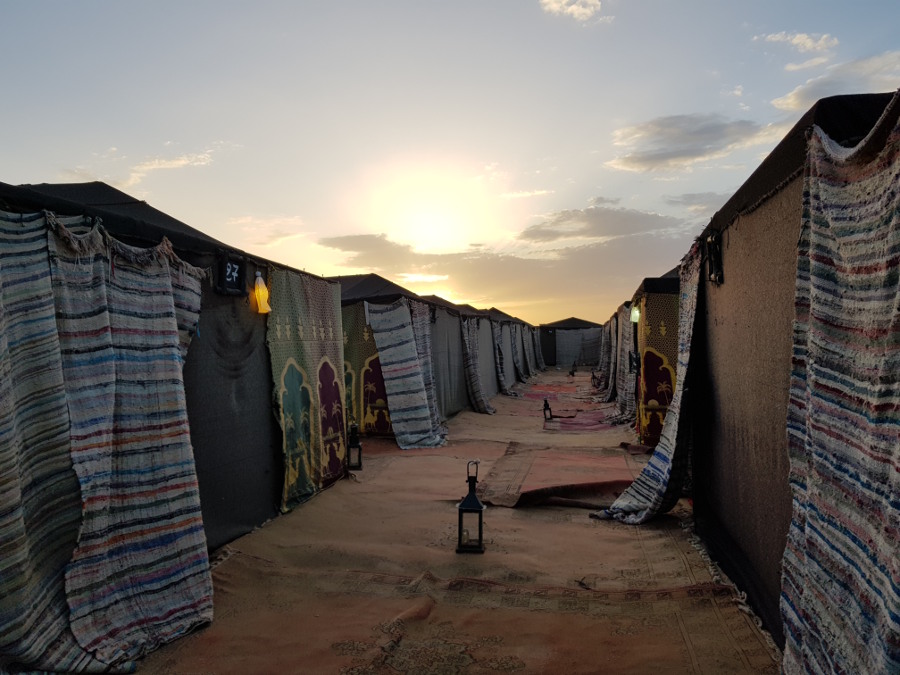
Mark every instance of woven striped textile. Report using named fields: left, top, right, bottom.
left=593, top=241, right=701, bottom=524
left=49, top=221, right=213, bottom=666
left=509, top=323, right=528, bottom=382
left=490, top=320, right=512, bottom=395
left=531, top=328, right=547, bottom=371
left=366, top=299, right=446, bottom=448
left=613, top=305, right=637, bottom=420
left=266, top=268, right=346, bottom=510
left=409, top=300, right=446, bottom=434
left=781, top=98, right=900, bottom=674
left=460, top=317, right=495, bottom=414
left=597, top=315, right=618, bottom=402
left=0, top=212, right=113, bottom=672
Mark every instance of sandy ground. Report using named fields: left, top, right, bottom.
left=136, top=370, right=781, bottom=674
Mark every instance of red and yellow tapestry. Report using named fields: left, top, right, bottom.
left=342, top=303, right=393, bottom=436
left=636, top=293, right=679, bottom=446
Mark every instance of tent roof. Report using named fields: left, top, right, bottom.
left=418, top=294, right=488, bottom=317
left=540, top=317, right=603, bottom=329
left=633, top=276, right=680, bottom=297
left=329, top=273, right=421, bottom=305
left=706, top=92, right=897, bottom=236
left=0, top=181, right=229, bottom=253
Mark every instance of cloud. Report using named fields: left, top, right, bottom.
left=756, top=32, right=839, bottom=54
left=605, top=113, right=773, bottom=172
left=500, top=189, right=555, bottom=199
left=539, top=0, right=605, bottom=23
left=519, top=204, right=686, bottom=243
left=318, top=233, right=416, bottom=271
left=771, top=51, right=900, bottom=112
left=664, top=192, right=731, bottom=219
left=120, top=151, right=213, bottom=188
left=318, top=220, right=700, bottom=323
left=228, top=214, right=308, bottom=248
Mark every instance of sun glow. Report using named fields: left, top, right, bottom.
left=355, top=160, right=507, bottom=254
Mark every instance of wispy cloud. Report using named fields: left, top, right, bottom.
left=519, top=203, right=686, bottom=243
left=664, top=192, right=731, bottom=219
left=771, top=51, right=900, bottom=112
left=754, top=31, right=838, bottom=72
left=229, top=214, right=308, bottom=248
left=500, top=189, right=555, bottom=199
left=120, top=152, right=213, bottom=188
left=605, top=113, right=778, bottom=172
left=756, top=31, right=838, bottom=54
left=539, top=0, right=608, bottom=23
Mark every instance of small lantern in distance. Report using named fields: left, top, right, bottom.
left=347, top=421, right=362, bottom=471
left=456, top=460, right=486, bottom=554
left=543, top=398, right=552, bottom=421
left=254, top=271, right=271, bottom=314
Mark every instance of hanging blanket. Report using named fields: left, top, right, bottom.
left=780, top=99, right=900, bottom=675
left=510, top=323, right=528, bottom=382
left=366, top=299, right=446, bottom=448
left=267, top=268, right=346, bottom=510
left=0, top=212, right=113, bottom=673
left=409, top=300, right=446, bottom=433
left=613, top=306, right=637, bottom=420
left=460, top=317, right=495, bottom=414
left=48, top=221, right=212, bottom=667
left=592, top=241, right=701, bottom=523
left=490, top=320, right=512, bottom=395
left=531, top=328, right=547, bottom=371
left=597, top=315, right=617, bottom=402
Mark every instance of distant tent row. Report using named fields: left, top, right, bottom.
left=335, top=273, right=543, bottom=449
left=0, top=182, right=543, bottom=672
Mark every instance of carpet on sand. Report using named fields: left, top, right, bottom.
left=477, top=442, right=644, bottom=508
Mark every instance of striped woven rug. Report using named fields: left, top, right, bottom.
left=592, top=241, right=701, bottom=524
left=781, top=96, right=900, bottom=674
left=460, top=316, right=495, bottom=414
left=49, top=221, right=213, bottom=666
left=366, top=298, right=446, bottom=448
left=0, top=212, right=112, bottom=672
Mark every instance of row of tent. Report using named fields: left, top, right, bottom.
left=3, top=88, right=900, bottom=673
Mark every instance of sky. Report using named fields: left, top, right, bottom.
left=3, top=1, right=900, bottom=325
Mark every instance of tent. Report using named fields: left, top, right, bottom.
left=333, top=274, right=501, bottom=448
left=630, top=274, right=680, bottom=447
left=0, top=181, right=348, bottom=671
left=687, top=91, right=898, bottom=659
left=539, top=317, right=603, bottom=368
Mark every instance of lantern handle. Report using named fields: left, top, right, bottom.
left=467, top=459, right=479, bottom=480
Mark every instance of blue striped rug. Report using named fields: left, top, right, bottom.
left=0, top=212, right=112, bottom=672
left=592, top=241, right=701, bottom=524
left=50, top=221, right=213, bottom=666
left=781, top=96, right=900, bottom=674
left=366, top=299, right=445, bottom=448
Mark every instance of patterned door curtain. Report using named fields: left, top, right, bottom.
left=267, top=268, right=347, bottom=511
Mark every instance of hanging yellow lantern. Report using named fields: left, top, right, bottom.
left=254, top=271, right=271, bottom=314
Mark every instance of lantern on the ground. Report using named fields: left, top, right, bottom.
left=347, top=422, right=362, bottom=470
left=543, top=398, right=552, bottom=421
left=456, top=460, right=485, bottom=554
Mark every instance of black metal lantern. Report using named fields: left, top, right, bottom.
left=543, top=398, right=553, bottom=421
left=456, top=460, right=485, bottom=554
left=346, top=422, right=362, bottom=471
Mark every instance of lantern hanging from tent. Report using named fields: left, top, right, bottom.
left=456, top=460, right=486, bottom=554
left=254, top=271, right=271, bottom=314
